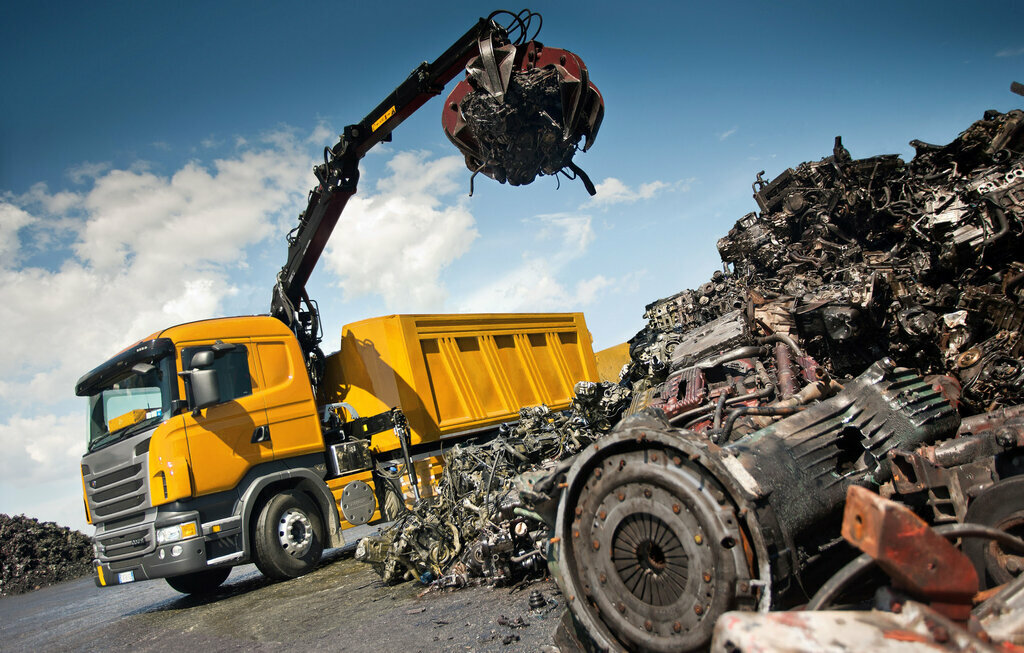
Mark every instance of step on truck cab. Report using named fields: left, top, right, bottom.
left=77, top=312, right=597, bottom=593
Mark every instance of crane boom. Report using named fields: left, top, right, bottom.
left=269, top=17, right=509, bottom=384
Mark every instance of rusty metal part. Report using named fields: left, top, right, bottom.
left=775, top=342, right=797, bottom=399
left=841, top=486, right=979, bottom=621
left=550, top=419, right=763, bottom=653
left=964, top=476, right=1024, bottom=589
left=442, top=32, right=603, bottom=194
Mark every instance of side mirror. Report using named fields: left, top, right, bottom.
left=190, top=369, right=221, bottom=413
left=190, top=350, right=215, bottom=369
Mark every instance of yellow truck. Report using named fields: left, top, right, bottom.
left=77, top=312, right=596, bottom=593
left=75, top=11, right=603, bottom=594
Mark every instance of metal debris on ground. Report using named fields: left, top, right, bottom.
left=354, top=381, right=630, bottom=585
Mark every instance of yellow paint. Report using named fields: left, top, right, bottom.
left=107, top=409, right=148, bottom=433
left=96, top=564, right=106, bottom=586
left=594, top=342, right=631, bottom=382
left=320, top=313, right=598, bottom=453
left=371, top=105, right=396, bottom=132
left=148, top=416, right=194, bottom=506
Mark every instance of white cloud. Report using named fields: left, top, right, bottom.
left=67, top=161, right=112, bottom=185
left=458, top=213, right=615, bottom=313
left=719, top=127, right=738, bottom=141
left=0, top=414, right=83, bottom=484
left=996, top=46, right=1024, bottom=57
left=0, top=202, right=37, bottom=260
left=585, top=177, right=692, bottom=208
left=321, top=151, right=478, bottom=310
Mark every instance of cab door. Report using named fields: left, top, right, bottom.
left=179, top=341, right=274, bottom=496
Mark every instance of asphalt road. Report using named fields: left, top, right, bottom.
left=0, top=549, right=565, bottom=652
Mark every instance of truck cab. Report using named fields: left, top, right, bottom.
left=78, top=316, right=343, bottom=592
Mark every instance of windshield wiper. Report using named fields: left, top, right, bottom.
left=89, top=414, right=163, bottom=452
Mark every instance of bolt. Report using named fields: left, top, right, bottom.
left=644, top=620, right=653, bottom=632
left=617, top=603, right=626, bottom=614
left=599, top=573, right=607, bottom=584
left=673, top=621, right=682, bottom=633
left=644, top=488, right=652, bottom=499
left=618, top=459, right=626, bottom=470
left=1003, top=429, right=1019, bottom=450
left=575, top=506, right=583, bottom=517
left=694, top=534, right=703, bottom=545
left=593, top=539, right=600, bottom=551
left=652, top=453, right=658, bottom=462
left=703, top=572, right=712, bottom=583
left=618, top=492, right=625, bottom=502
left=595, top=468, right=602, bottom=478
left=598, top=510, right=607, bottom=520
left=673, top=504, right=681, bottom=514
left=559, top=54, right=567, bottom=65
left=694, top=605, right=704, bottom=616
left=573, top=529, right=580, bottom=539
left=673, top=456, right=682, bottom=466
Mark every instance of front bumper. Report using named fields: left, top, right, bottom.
left=94, top=535, right=208, bottom=587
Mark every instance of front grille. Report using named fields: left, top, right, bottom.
left=98, top=527, right=151, bottom=558
left=84, top=444, right=155, bottom=560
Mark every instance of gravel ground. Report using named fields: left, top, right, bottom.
left=0, top=548, right=566, bottom=652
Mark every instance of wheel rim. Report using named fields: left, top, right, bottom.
left=278, top=508, right=313, bottom=557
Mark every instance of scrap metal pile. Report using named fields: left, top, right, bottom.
left=354, top=382, right=630, bottom=585
left=359, top=104, right=1024, bottom=651
left=0, top=514, right=93, bottom=595
left=544, top=106, right=1024, bottom=651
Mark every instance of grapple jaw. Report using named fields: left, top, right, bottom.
left=442, top=35, right=604, bottom=194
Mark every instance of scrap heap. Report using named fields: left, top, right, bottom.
left=355, top=381, right=630, bottom=585
left=360, top=103, right=1024, bottom=651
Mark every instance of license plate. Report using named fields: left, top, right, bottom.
left=117, top=571, right=135, bottom=584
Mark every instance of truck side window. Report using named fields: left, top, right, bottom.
left=182, top=345, right=253, bottom=403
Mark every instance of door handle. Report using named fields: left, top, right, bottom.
left=251, top=425, right=271, bottom=444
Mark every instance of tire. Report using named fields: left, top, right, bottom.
left=253, top=491, right=324, bottom=581
left=165, top=566, right=231, bottom=594
left=964, top=476, right=1024, bottom=589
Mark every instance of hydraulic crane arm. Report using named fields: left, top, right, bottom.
left=270, top=16, right=512, bottom=384
left=270, top=9, right=603, bottom=390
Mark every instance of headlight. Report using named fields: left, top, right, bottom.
left=156, top=521, right=198, bottom=544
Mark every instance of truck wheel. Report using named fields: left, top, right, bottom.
left=253, top=491, right=324, bottom=580
left=165, top=567, right=231, bottom=594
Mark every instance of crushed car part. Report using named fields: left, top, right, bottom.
left=442, top=10, right=603, bottom=194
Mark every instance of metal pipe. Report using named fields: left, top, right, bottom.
left=716, top=405, right=804, bottom=444
left=696, top=346, right=766, bottom=370
left=668, top=385, right=774, bottom=427
left=775, top=343, right=797, bottom=399
left=712, top=391, right=729, bottom=431
left=755, top=333, right=805, bottom=358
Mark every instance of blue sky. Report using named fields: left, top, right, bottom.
left=2, top=1, right=1022, bottom=531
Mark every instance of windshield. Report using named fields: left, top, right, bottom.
left=87, top=356, right=175, bottom=452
